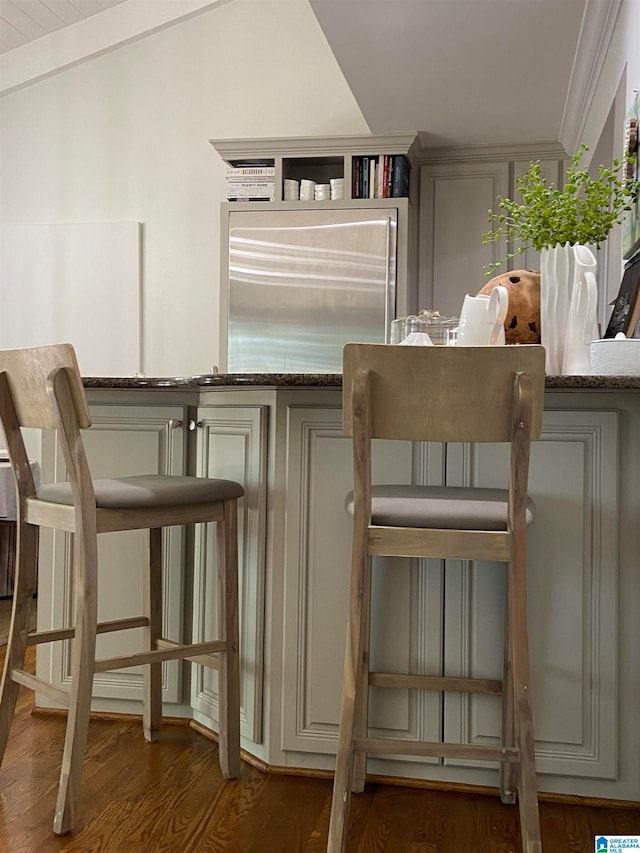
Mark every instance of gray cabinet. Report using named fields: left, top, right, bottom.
left=212, top=134, right=424, bottom=373
left=281, top=403, right=445, bottom=767
left=419, top=160, right=510, bottom=316
left=211, top=133, right=422, bottom=204
left=35, top=386, right=637, bottom=801
left=443, top=409, right=619, bottom=785
left=279, top=401, right=626, bottom=796
left=190, top=403, right=268, bottom=746
left=418, top=149, right=566, bottom=317
left=37, top=404, right=188, bottom=710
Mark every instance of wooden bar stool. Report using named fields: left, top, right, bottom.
left=0, top=343, right=243, bottom=835
left=328, top=343, right=546, bottom=853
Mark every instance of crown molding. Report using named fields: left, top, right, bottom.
left=415, top=139, right=568, bottom=166
left=559, top=0, right=624, bottom=154
left=211, top=135, right=568, bottom=168
left=211, top=132, right=423, bottom=164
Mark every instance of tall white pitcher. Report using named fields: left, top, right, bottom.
left=457, top=285, right=508, bottom=346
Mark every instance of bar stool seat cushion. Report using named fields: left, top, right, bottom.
left=37, top=474, right=244, bottom=509
left=346, top=484, right=535, bottom=531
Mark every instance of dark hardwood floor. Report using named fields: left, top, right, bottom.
left=0, top=645, right=638, bottom=852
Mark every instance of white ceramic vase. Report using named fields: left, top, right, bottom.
left=540, top=243, right=571, bottom=374
left=563, top=245, right=599, bottom=375
left=540, top=243, right=598, bottom=375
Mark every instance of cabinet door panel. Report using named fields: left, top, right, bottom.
left=443, top=409, right=619, bottom=782
left=420, top=162, right=509, bottom=316
left=38, top=405, right=187, bottom=705
left=191, top=405, right=268, bottom=745
left=281, top=406, right=444, bottom=756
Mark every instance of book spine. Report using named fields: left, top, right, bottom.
left=226, top=186, right=275, bottom=198
left=227, top=192, right=274, bottom=198
left=369, top=157, right=376, bottom=199
left=352, top=157, right=361, bottom=199
left=382, top=155, right=390, bottom=198
left=362, top=156, right=369, bottom=199
left=226, top=167, right=275, bottom=177
left=391, top=156, right=409, bottom=198
left=225, top=181, right=276, bottom=188
left=226, top=174, right=274, bottom=180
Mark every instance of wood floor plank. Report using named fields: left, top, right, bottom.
left=0, top=645, right=638, bottom=851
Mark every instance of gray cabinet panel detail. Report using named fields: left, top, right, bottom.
left=38, top=405, right=187, bottom=705
left=443, top=409, right=619, bottom=780
left=191, top=405, right=268, bottom=745
left=281, top=405, right=443, bottom=756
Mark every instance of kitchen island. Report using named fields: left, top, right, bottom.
left=35, top=373, right=640, bottom=804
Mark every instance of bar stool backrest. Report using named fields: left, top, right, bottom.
left=342, top=344, right=545, bottom=444
left=0, top=343, right=91, bottom=431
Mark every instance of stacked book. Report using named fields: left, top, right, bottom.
left=351, top=154, right=410, bottom=200
left=226, top=165, right=275, bottom=201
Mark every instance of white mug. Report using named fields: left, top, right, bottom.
left=457, top=285, right=508, bottom=347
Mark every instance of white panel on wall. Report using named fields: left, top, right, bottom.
left=0, top=222, right=141, bottom=376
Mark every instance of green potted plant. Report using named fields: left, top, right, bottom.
left=481, top=145, right=638, bottom=375
left=482, top=145, right=638, bottom=276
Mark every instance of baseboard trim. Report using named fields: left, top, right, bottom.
left=189, top=720, right=639, bottom=811
left=32, top=705, right=190, bottom=727
left=29, top=711, right=637, bottom=811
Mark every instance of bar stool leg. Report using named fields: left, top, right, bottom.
left=0, top=521, right=38, bottom=761
left=143, top=527, right=163, bottom=743
left=217, top=499, right=241, bottom=779
left=328, top=540, right=369, bottom=853
left=500, top=579, right=517, bottom=804
left=53, top=527, right=98, bottom=835
left=510, top=544, right=542, bottom=853
left=351, top=553, right=372, bottom=794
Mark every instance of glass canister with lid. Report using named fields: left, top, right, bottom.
left=390, top=310, right=459, bottom=345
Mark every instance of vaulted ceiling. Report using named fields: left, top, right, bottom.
left=0, top=0, right=616, bottom=153
left=309, top=0, right=592, bottom=152
left=0, top=0, right=127, bottom=52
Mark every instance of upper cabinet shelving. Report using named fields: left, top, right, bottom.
left=210, top=133, right=422, bottom=204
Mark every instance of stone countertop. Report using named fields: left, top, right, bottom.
left=82, top=373, right=640, bottom=391
left=544, top=375, right=640, bottom=389
left=83, top=373, right=344, bottom=390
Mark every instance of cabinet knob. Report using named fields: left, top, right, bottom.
left=189, top=419, right=203, bottom=431
left=168, top=418, right=183, bottom=429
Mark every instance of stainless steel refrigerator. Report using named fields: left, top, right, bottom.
left=221, top=207, right=399, bottom=373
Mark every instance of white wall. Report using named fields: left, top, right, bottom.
left=578, top=0, right=639, bottom=152
left=0, top=0, right=369, bottom=376
left=576, top=0, right=640, bottom=305
left=2, top=0, right=638, bottom=377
